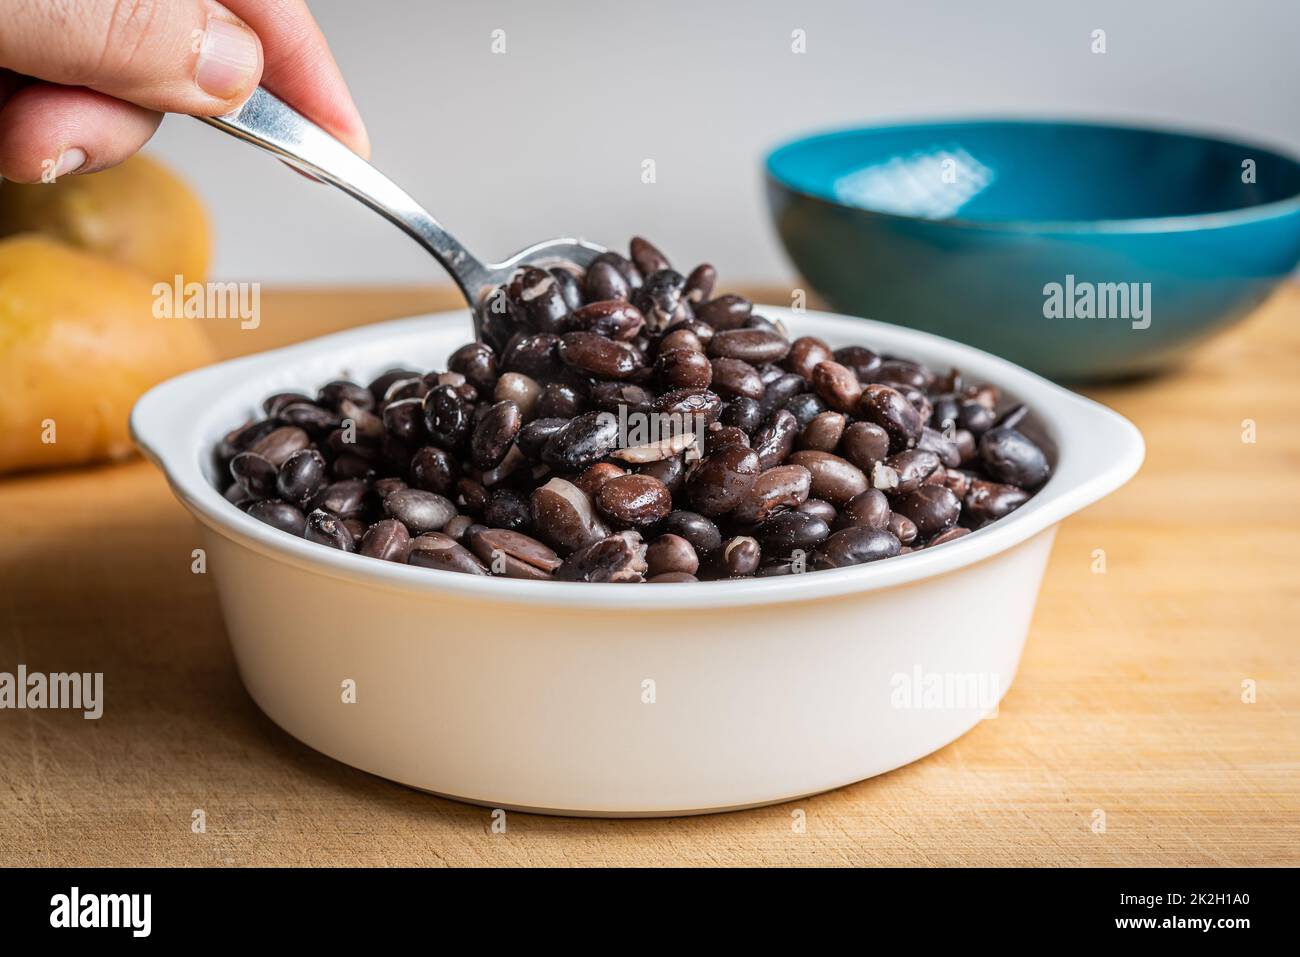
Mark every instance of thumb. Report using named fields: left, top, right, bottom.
left=0, top=0, right=263, bottom=114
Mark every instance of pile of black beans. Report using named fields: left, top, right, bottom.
left=214, top=238, right=1050, bottom=583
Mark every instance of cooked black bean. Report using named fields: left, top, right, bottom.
left=709, top=357, right=763, bottom=400
left=964, top=478, right=1031, bottom=527
left=330, top=453, right=372, bottom=481
left=274, top=448, right=326, bottom=505
left=304, top=509, right=356, bottom=551
left=629, top=236, right=671, bottom=276
left=551, top=267, right=585, bottom=312
left=542, top=411, right=621, bottom=471
left=813, top=526, right=901, bottom=568
left=709, top=327, right=790, bottom=364
left=757, top=373, right=807, bottom=420
left=979, top=427, right=1050, bottom=487
left=595, top=474, right=673, bottom=526
left=756, top=510, right=830, bottom=556
left=703, top=424, right=749, bottom=456
left=493, top=373, right=541, bottom=422
left=876, top=358, right=932, bottom=390
left=785, top=336, right=835, bottom=380
left=382, top=397, right=426, bottom=444
left=510, top=266, right=571, bottom=332
left=811, top=360, right=862, bottom=413
left=502, top=333, right=563, bottom=379
left=531, top=478, right=610, bottom=554
left=571, top=300, right=646, bottom=340
left=879, top=449, right=941, bottom=495
left=247, top=499, right=306, bottom=535
left=310, top=479, right=369, bottom=518
left=917, top=425, right=962, bottom=468
left=797, top=498, right=838, bottom=525
left=958, top=400, right=997, bottom=435
left=584, top=259, right=631, bottom=302
left=657, top=348, right=713, bottom=391
left=645, top=533, right=699, bottom=577
left=751, top=409, right=799, bottom=470
left=317, top=380, right=373, bottom=413
left=633, top=269, right=689, bottom=331
left=230, top=450, right=278, bottom=499
left=683, top=263, right=716, bottom=304
left=447, top=342, right=498, bottom=395
left=719, top=396, right=763, bottom=435
left=888, top=512, right=918, bottom=545
left=224, top=482, right=254, bottom=508
left=658, top=510, right=722, bottom=553
left=857, top=384, right=923, bottom=452
left=686, top=445, right=760, bottom=517
left=731, top=465, right=812, bottom=524
left=422, top=385, right=473, bottom=450
left=359, top=518, right=411, bottom=562
left=593, top=250, right=643, bottom=289
left=799, top=411, right=846, bottom=452
left=276, top=401, right=340, bottom=437
left=637, top=454, right=688, bottom=496
left=216, top=237, right=1045, bottom=579
left=837, top=489, right=891, bottom=530
left=652, top=387, right=723, bottom=424
left=833, top=345, right=882, bottom=382
left=536, top=381, right=586, bottom=419
left=786, top=451, right=867, bottom=507
left=590, top=381, right=654, bottom=415
left=384, top=488, right=456, bottom=534
left=249, top=426, right=310, bottom=467
left=555, top=531, right=648, bottom=582
left=470, top=400, right=522, bottom=470
left=408, top=532, right=490, bottom=575
left=719, top=536, right=761, bottom=577
left=559, top=331, right=643, bottom=379
left=484, top=487, right=533, bottom=532
left=891, top=486, right=962, bottom=539
left=782, top=392, right=825, bottom=427
left=409, top=445, right=459, bottom=496
left=466, top=526, right=562, bottom=580
left=695, top=294, right=751, bottom=330
left=927, top=527, right=972, bottom=548
left=263, top=391, right=310, bottom=417
left=574, top=462, right=626, bottom=497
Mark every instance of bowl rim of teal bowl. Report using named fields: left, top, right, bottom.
left=765, top=117, right=1300, bottom=235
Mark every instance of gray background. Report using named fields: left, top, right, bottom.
left=145, top=0, right=1300, bottom=285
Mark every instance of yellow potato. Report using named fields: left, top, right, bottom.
left=0, top=154, right=210, bottom=283
left=0, top=234, right=215, bottom=474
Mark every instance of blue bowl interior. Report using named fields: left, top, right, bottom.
left=767, top=121, right=1300, bottom=225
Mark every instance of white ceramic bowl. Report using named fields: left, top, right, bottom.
left=131, top=307, right=1143, bottom=816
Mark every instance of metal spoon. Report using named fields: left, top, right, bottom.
left=197, top=87, right=606, bottom=338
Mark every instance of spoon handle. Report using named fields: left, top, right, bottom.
left=198, top=87, right=490, bottom=307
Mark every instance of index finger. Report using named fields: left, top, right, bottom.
left=222, top=0, right=369, bottom=158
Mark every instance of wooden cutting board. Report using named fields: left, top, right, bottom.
left=1, top=284, right=1296, bottom=867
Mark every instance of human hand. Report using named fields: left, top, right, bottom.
left=0, top=0, right=368, bottom=182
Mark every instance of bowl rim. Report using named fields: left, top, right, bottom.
left=130, top=306, right=1144, bottom=611
left=765, top=116, right=1300, bottom=234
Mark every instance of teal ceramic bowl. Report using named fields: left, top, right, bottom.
left=766, top=120, right=1300, bottom=381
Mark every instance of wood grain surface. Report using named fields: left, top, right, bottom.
left=1, top=284, right=1297, bottom=867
